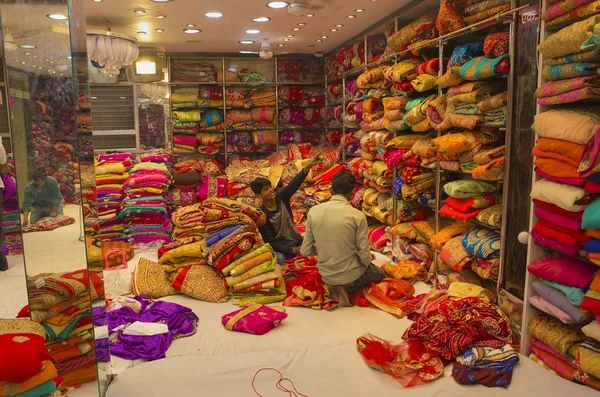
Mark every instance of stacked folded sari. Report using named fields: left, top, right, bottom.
left=21, top=270, right=104, bottom=387
left=0, top=319, right=64, bottom=396
left=472, top=145, right=506, bottom=180
left=171, top=62, right=216, bottom=82
left=96, top=153, right=132, bottom=242
left=433, top=130, right=502, bottom=171
left=543, top=0, right=600, bottom=27
left=282, top=256, right=339, bottom=310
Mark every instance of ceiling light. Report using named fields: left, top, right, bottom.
left=47, top=14, right=68, bottom=20
left=267, top=2, right=288, bottom=8
left=306, top=14, right=314, bottom=17
left=38, top=67, right=42, bottom=69
left=321, top=35, right=328, bottom=39
left=151, top=0, right=172, bottom=2
left=92, top=0, right=103, bottom=2
left=119, top=96, right=126, bottom=99
left=283, top=38, right=290, bottom=41
left=25, top=52, right=31, bottom=55
left=155, top=28, right=164, bottom=33
left=134, top=8, right=146, bottom=14
left=20, top=61, right=26, bottom=65
left=205, top=12, right=223, bottom=18
left=156, top=14, right=166, bottom=19
left=239, top=51, right=258, bottom=54
left=52, top=71, right=56, bottom=74
left=60, top=73, right=64, bottom=76
left=50, top=61, right=55, bottom=64
left=316, top=39, right=322, bottom=42
left=246, top=29, right=260, bottom=34
left=347, top=15, right=355, bottom=19
left=32, top=64, right=36, bottom=67
left=278, top=44, right=284, bottom=47
left=335, top=24, right=343, bottom=27
left=330, top=29, right=337, bottom=32
left=137, top=31, right=147, bottom=35
left=293, top=28, right=300, bottom=31
left=19, top=45, right=36, bottom=49
left=239, top=40, right=255, bottom=44
left=355, top=9, right=364, bottom=13
left=44, top=58, right=50, bottom=62
left=184, top=28, right=201, bottom=33
left=287, top=35, right=294, bottom=37
left=298, top=23, right=305, bottom=26
left=253, top=17, right=270, bottom=22
left=186, top=24, right=196, bottom=27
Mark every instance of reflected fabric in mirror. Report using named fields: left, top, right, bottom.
left=1, top=0, right=104, bottom=396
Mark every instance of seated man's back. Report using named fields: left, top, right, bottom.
left=301, top=195, right=372, bottom=285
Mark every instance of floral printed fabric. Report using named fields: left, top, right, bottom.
left=462, top=227, right=501, bottom=259
left=483, top=32, right=510, bottom=58
left=542, top=62, right=600, bottom=81
left=546, top=0, right=600, bottom=26
left=543, top=0, right=595, bottom=21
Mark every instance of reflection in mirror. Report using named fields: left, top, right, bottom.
left=1, top=0, right=103, bottom=395
left=0, top=27, right=28, bottom=318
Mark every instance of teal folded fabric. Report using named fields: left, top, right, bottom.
left=541, top=279, right=585, bottom=306
left=460, top=55, right=510, bottom=80
left=583, top=199, right=600, bottom=230
left=43, top=311, right=91, bottom=341
left=14, top=380, right=57, bottom=397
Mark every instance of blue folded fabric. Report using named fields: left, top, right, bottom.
left=584, top=237, right=600, bottom=253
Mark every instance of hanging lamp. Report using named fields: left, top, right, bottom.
left=86, top=27, right=139, bottom=77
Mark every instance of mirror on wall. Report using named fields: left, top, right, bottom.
left=1, top=0, right=104, bottom=394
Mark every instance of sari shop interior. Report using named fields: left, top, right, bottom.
left=2, top=0, right=600, bottom=395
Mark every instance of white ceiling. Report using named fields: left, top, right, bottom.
left=84, top=0, right=408, bottom=54
left=1, top=3, right=72, bottom=77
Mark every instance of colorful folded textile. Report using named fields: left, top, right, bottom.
left=542, top=62, right=600, bottom=81
left=537, top=15, right=600, bottom=58
left=460, top=55, right=510, bottom=80
left=221, top=304, right=287, bottom=335
left=546, top=0, right=600, bottom=27
left=464, top=4, right=511, bottom=26
left=528, top=312, right=586, bottom=356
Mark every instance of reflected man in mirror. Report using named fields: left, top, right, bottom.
left=22, top=169, right=63, bottom=227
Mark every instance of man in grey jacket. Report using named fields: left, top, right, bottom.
left=301, top=171, right=385, bottom=302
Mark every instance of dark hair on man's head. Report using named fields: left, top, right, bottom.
left=250, top=177, right=272, bottom=195
left=32, top=169, right=46, bottom=182
left=332, top=171, right=356, bottom=195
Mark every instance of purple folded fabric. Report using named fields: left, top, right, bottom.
left=530, top=229, right=580, bottom=257
left=534, top=207, right=583, bottom=231
left=529, top=295, right=577, bottom=324
left=530, top=279, right=587, bottom=323
left=535, top=167, right=585, bottom=187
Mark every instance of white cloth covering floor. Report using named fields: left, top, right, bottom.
left=103, top=252, right=597, bottom=397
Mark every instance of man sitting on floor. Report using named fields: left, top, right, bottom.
left=300, top=170, right=385, bottom=306
left=251, top=155, right=321, bottom=263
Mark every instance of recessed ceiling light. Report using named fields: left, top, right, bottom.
left=355, top=9, right=365, bottom=13
left=239, top=40, right=255, bottom=44
left=60, top=73, right=64, bottom=76
left=287, top=35, right=294, bottom=38
left=186, top=24, right=196, bottom=27
left=50, top=61, right=55, bottom=64
left=267, top=2, right=288, bottom=8
left=283, top=38, right=290, bottom=41
left=134, top=8, right=145, bottom=14
left=33, top=55, right=38, bottom=58
left=151, top=0, right=172, bottom=2
left=19, top=45, right=36, bottom=49
left=119, top=96, right=126, bottom=99
left=316, top=39, right=322, bottom=42
left=239, top=51, right=258, bottom=54
left=347, top=15, right=355, bottom=19
left=52, top=71, right=56, bottom=74
left=68, top=56, right=72, bottom=59
left=306, top=14, right=314, bottom=17
left=246, top=29, right=260, bottom=34
left=330, top=29, right=337, bottom=32
left=335, top=24, right=343, bottom=27
left=321, top=35, right=328, bottom=39
left=155, top=28, right=164, bottom=33
left=293, top=28, right=300, bottom=31
left=205, top=12, right=223, bottom=18
left=47, top=14, right=68, bottom=20
left=25, top=52, right=30, bottom=55
left=298, top=23, right=306, bottom=26
left=137, top=31, right=147, bottom=35
left=20, top=61, right=26, bottom=65
left=278, top=44, right=284, bottom=47
left=184, top=28, right=201, bottom=34
left=156, top=14, right=167, bottom=19
left=32, top=64, right=36, bottom=67
left=44, top=58, right=50, bottom=62
left=38, top=67, right=42, bottom=69
left=253, top=17, right=270, bottom=22
left=92, top=0, right=103, bottom=2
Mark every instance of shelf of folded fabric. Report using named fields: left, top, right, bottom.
left=224, top=82, right=277, bottom=87
left=438, top=212, right=502, bottom=232
left=170, top=81, right=224, bottom=86
left=226, top=128, right=277, bottom=132
left=439, top=7, right=526, bottom=44
left=544, top=9, right=600, bottom=32
left=227, top=151, right=276, bottom=156
left=171, top=106, right=225, bottom=110
left=277, top=81, right=325, bottom=86
left=278, top=105, right=324, bottom=109
left=277, top=127, right=325, bottom=131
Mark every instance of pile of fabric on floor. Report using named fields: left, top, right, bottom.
left=17, top=270, right=104, bottom=388
left=0, top=319, right=65, bottom=397
left=95, top=152, right=132, bottom=242
left=281, top=256, right=340, bottom=310
left=104, top=295, right=198, bottom=362
left=357, top=288, right=520, bottom=388
left=536, top=16, right=600, bottom=104
left=22, top=216, right=76, bottom=234
left=120, top=150, right=173, bottom=246
left=389, top=219, right=436, bottom=270
left=436, top=0, right=511, bottom=36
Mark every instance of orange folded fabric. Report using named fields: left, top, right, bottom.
left=535, top=138, right=585, bottom=164
left=228, top=252, right=273, bottom=277
left=429, top=222, right=474, bottom=251
left=47, top=341, right=94, bottom=364
left=534, top=157, right=580, bottom=178
left=0, top=361, right=57, bottom=397
left=59, top=363, right=97, bottom=388
left=591, top=271, right=600, bottom=292
left=588, top=230, right=600, bottom=240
